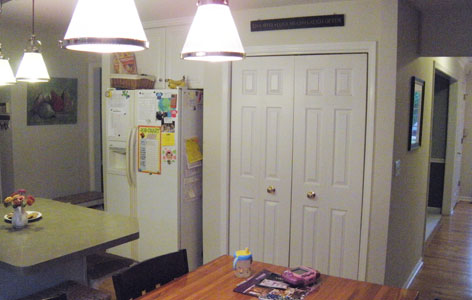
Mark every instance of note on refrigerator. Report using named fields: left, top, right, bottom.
left=107, top=95, right=129, bottom=138
left=137, top=97, right=157, bottom=124
left=162, top=132, right=175, bottom=146
left=137, top=126, right=161, bottom=174
left=185, top=137, right=203, bottom=164
left=108, top=109, right=128, bottom=138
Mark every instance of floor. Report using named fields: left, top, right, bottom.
left=410, top=201, right=472, bottom=300
left=425, top=206, right=441, bottom=241
left=97, top=277, right=116, bottom=300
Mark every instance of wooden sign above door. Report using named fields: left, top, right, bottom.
left=250, top=14, right=345, bottom=32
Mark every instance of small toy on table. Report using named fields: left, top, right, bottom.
left=282, top=266, right=320, bottom=287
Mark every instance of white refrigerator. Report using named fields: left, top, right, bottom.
left=103, top=88, right=203, bottom=270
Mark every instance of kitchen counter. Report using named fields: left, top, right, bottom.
left=0, top=198, right=139, bottom=299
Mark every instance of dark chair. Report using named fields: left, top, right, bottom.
left=42, top=294, right=67, bottom=300
left=112, top=249, right=188, bottom=300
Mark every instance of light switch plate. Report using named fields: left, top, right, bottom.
left=395, top=160, right=401, bottom=177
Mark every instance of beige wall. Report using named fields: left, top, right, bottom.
left=387, top=0, right=467, bottom=287
left=202, top=0, right=398, bottom=284
left=0, top=25, right=99, bottom=198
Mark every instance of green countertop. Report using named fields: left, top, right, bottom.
left=0, top=198, right=139, bottom=273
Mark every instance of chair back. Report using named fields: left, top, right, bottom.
left=112, top=249, right=189, bottom=300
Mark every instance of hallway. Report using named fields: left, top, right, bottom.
left=410, top=201, right=472, bottom=300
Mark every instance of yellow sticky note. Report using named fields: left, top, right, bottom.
left=162, top=132, right=175, bottom=146
left=186, top=138, right=203, bottom=164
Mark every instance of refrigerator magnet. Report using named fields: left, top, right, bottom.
left=162, top=148, right=177, bottom=165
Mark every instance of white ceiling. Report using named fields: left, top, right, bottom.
left=0, top=0, right=352, bottom=33
left=0, top=0, right=469, bottom=36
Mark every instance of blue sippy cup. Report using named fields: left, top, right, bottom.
left=233, top=248, right=252, bottom=278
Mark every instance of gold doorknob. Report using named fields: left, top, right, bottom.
left=307, top=191, right=316, bottom=199
left=267, top=185, right=276, bottom=194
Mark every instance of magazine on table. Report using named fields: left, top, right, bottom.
left=233, top=269, right=321, bottom=300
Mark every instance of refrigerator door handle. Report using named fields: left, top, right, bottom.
left=126, top=127, right=136, bottom=187
left=130, top=127, right=138, bottom=186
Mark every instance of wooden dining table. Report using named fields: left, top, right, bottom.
left=137, top=255, right=419, bottom=300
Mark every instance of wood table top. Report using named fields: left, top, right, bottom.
left=0, top=198, right=138, bottom=273
left=138, top=255, right=419, bottom=300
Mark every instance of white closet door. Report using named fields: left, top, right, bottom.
left=289, top=54, right=367, bottom=279
left=230, top=56, right=294, bottom=266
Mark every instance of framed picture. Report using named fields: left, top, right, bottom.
left=408, top=76, right=425, bottom=150
left=27, top=77, right=78, bottom=126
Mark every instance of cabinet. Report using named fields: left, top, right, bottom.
left=131, top=25, right=205, bottom=89
left=134, top=28, right=166, bottom=88
left=230, top=54, right=367, bottom=279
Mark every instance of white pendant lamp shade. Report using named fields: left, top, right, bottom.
left=0, top=58, right=16, bottom=86
left=63, top=0, right=149, bottom=53
left=16, top=0, right=50, bottom=83
left=181, top=0, right=245, bottom=62
left=16, top=51, right=50, bottom=83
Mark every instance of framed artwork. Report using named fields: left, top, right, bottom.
left=408, top=76, right=425, bottom=151
left=27, top=77, right=78, bottom=126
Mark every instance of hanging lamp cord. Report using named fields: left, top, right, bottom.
left=32, top=0, right=35, bottom=36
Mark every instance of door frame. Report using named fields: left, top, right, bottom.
left=219, top=42, right=377, bottom=281
left=88, top=62, right=102, bottom=192
left=432, top=62, right=462, bottom=216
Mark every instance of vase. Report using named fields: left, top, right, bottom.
left=12, top=206, right=28, bottom=229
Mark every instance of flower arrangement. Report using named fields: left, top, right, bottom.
left=3, top=189, right=35, bottom=208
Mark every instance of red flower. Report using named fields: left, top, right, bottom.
left=26, top=195, right=35, bottom=206
left=13, top=196, right=24, bottom=207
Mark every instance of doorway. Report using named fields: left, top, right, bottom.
left=426, top=72, right=450, bottom=240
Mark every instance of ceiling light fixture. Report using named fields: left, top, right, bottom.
left=181, top=0, right=245, bottom=62
left=16, top=0, right=50, bottom=83
left=62, top=0, right=149, bottom=53
left=0, top=1, right=15, bottom=86
left=0, top=44, right=16, bottom=86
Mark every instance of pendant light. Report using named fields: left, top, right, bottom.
left=0, top=44, right=16, bottom=86
left=0, top=1, right=15, bottom=85
left=0, top=50, right=15, bottom=86
left=62, top=0, right=149, bottom=53
left=181, top=0, right=245, bottom=62
left=16, top=0, right=50, bottom=83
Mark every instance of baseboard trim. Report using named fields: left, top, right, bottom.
left=403, top=258, right=423, bottom=289
left=459, top=196, right=472, bottom=203
left=427, top=206, right=441, bottom=214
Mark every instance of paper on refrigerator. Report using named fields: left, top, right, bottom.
left=107, top=96, right=129, bottom=138
left=185, top=137, right=203, bottom=164
left=137, top=126, right=161, bottom=174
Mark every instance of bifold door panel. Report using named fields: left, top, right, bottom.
left=289, top=55, right=367, bottom=279
left=230, top=56, right=294, bottom=266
